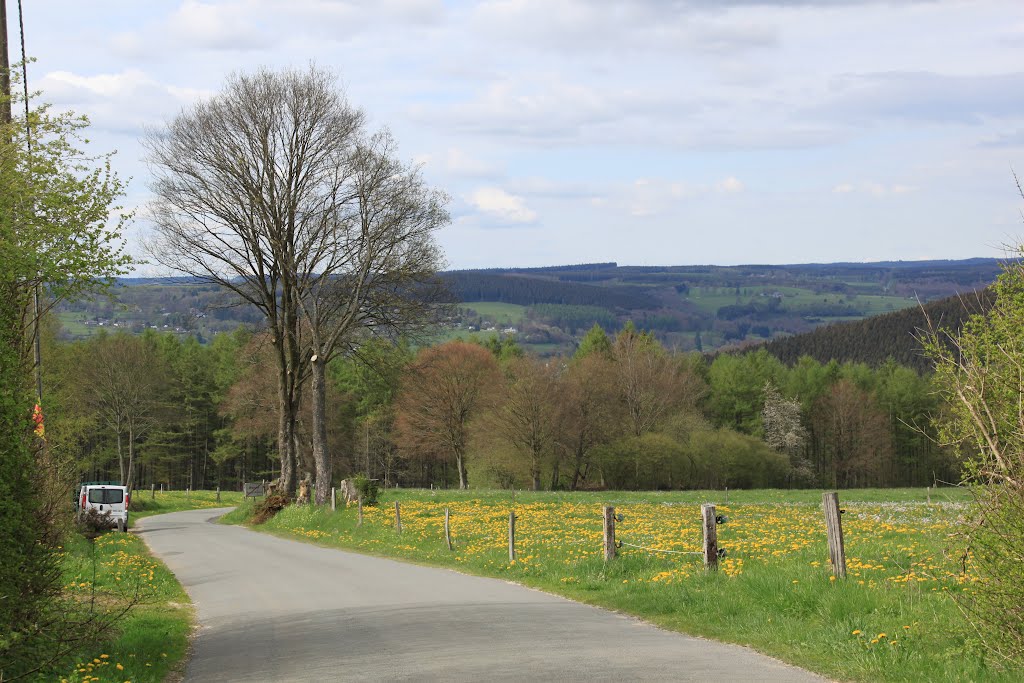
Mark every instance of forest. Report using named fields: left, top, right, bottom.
left=40, top=317, right=955, bottom=496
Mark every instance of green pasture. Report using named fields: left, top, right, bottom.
left=458, top=301, right=527, bottom=325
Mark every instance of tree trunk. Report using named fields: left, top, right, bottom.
left=455, top=449, right=468, bottom=490
left=116, top=430, right=125, bottom=484
left=531, top=449, right=541, bottom=491
left=311, top=354, right=330, bottom=505
left=277, top=367, right=300, bottom=496
left=125, top=426, right=135, bottom=496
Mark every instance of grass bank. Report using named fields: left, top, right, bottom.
left=31, top=490, right=240, bottom=682
left=222, top=486, right=1019, bottom=683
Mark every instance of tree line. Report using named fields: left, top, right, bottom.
left=41, top=320, right=956, bottom=495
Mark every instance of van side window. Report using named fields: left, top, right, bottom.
left=87, top=489, right=124, bottom=504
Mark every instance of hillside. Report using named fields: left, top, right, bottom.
left=54, top=258, right=1004, bottom=355
left=759, top=288, right=995, bottom=372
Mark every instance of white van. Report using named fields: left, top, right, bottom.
left=78, top=484, right=130, bottom=531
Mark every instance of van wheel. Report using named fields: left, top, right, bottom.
left=117, top=519, right=126, bottom=533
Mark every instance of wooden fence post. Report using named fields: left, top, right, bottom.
left=508, top=511, right=516, bottom=561
left=822, top=491, right=847, bottom=579
left=444, top=507, right=452, bottom=551
left=151, top=483, right=155, bottom=500
left=926, top=486, right=931, bottom=504
left=702, top=503, right=718, bottom=571
left=331, top=487, right=337, bottom=511
left=602, top=505, right=616, bottom=562
left=216, top=486, right=221, bottom=503
left=186, top=487, right=190, bottom=500
left=394, top=501, right=402, bottom=532
left=357, top=496, right=363, bottom=526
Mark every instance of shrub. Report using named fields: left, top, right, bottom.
left=76, top=508, right=117, bottom=537
left=352, top=475, right=380, bottom=506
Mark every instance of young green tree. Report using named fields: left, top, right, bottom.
left=0, top=81, right=132, bottom=675
left=924, top=244, right=1024, bottom=664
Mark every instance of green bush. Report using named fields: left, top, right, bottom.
left=353, top=474, right=380, bottom=506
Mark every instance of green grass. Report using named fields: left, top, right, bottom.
left=458, top=301, right=527, bottom=325
left=56, top=312, right=97, bottom=338
left=30, top=491, right=242, bottom=682
left=44, top=531, right=191, bottom=682
left=222, top=486, right=1019, bottom=683
left=129, top=488, right=243, bottom=519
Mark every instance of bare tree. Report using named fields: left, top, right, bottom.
left=299, top=130, right=447, bottom=503
left=145, top=66, right=367, bottom=495
left=613, top=326, right=704, bottom=438
left=558, top=353, right=617, bottom=490
left=394, top=341, right=501, bottom=489
left=490, top=357, right=561, bottom=491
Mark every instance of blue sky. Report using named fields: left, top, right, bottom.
left=18, top=0, right=1024, bottom=270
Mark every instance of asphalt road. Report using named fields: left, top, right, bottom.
left=137, top=508, right=829, bottom=683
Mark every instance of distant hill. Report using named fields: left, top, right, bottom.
left=58, top=258, right=1005, bottom=356
left=760, top=289, right=995, bottom=372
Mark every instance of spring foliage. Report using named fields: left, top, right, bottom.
left=924, top=252, right=1024, bottom=666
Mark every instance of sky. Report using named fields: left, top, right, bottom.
left=15, top=0, right=1024, bottom=271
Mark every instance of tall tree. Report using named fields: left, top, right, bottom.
left=613, top=324, right=704, bottom=438
left=394, top=341, right=501, bottom=489
left=0, top=77, right=131, bottom=674
left=145, top=66, right=366, bottom=495
left=812, top=379, right=892, bottom=487
left=79, top=333, right=166, bottom=495
left=491, top=356, right=561, bottom=490
left=298, top=130, right=446, bottom=503
left=559, top=353, right=617, bottom=490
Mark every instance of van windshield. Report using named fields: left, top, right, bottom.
left=87, top=488, right=124, bottom=504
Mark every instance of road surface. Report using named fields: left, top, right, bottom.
left=137, top=508, right=829, bottom=682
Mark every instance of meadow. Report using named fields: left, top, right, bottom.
left=222, top=487, right=1021, bottom=683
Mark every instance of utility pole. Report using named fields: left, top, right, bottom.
left=0, top=0, right=10, bottom=126
left=1, top=0, right=42, bottom=406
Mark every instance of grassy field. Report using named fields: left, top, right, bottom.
left=31, top=491, right=241, bottom=682
left=222, top=486, right=1020, bottom=683
left=129, top=488, right=243, bottom=520
left=685, top=286, right=917, bottom=318
left=458, top=302, right=527, bottom=325
left=56, top=312, right=97, bottom=338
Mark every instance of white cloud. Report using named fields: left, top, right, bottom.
left=832, top=181, right=917, bottom=196
left=167, top=1, right=273, bottom=51
left=37, top=69, right=212, bottom=137
left=717, top=176, right=745, bottom=193
left=446, top=148, right=501, bottom=177
left=466, top=187, right=538, bottom=224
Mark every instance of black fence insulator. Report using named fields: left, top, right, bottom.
left=715, top=514, right=728, bottom=525
left=615, top=540, right=622, bottom=548
left=615, top=513, right=625, bottom=523
left=717, top=547, right=728, bottom=559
